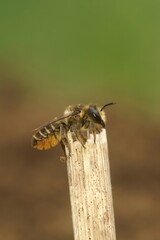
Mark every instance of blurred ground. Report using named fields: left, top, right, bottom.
left=0, top=80, right=159, bottom=240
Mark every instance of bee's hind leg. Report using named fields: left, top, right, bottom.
left=60, top=142, right=68, bottom=163
left=59, top=124, right=71, bottom=161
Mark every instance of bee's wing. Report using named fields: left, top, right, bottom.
left=32, top=110, right=80, bottom=150
left=33, top=110, right=80, bottom=132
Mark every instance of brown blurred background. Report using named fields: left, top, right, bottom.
left=0, top=1, right=160, bottom=240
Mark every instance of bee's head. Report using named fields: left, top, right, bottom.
left=87, top=102, right=116, bottom=128
left=87, top=105, right=105, bottom=128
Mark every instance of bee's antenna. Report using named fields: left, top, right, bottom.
left=100, top=102, right=116, bottom=111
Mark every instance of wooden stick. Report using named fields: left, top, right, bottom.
left=66, top=129, right=116, bottom=240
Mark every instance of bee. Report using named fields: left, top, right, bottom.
left=32, top=103, right=115, bottom=155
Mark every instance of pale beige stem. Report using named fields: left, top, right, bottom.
left=66, top=129, right=116, bottom=240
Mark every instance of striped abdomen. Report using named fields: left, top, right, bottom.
left=32, top=123, right=60, bottom=150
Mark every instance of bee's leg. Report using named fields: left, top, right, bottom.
left=60, top=124, right=71, bottom=157
left=88, top=122, right=96, bottom=143
left=95, top=124, right=102, bottom=134
left=70, top=126, right=87, bottom=148
left=93, top=129, right=96, bottom=144
left=60, top=142, right=67, bottom=163
left=89, top=123, right=103, bottom=143
left=61, top=137, right=71, bottom=156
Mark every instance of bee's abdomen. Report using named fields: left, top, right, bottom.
left=32, top=124, right=59, bottom=150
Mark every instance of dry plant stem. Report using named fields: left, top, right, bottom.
left=66, top=129, right=116, bottom=240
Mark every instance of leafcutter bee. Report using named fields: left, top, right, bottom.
left=32, top=103, right=115, bottom=155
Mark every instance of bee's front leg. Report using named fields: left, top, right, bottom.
left=88, top=122, right=96, bottom=143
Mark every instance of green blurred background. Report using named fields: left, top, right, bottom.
left=0, top=1, right=160, bottom=240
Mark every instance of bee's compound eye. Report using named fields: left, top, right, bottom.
left=92, top=112, right=98, bottom=119
left=88, top=107, right=105, bottom=127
